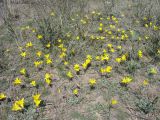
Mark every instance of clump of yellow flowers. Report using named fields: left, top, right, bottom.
left=74, top=64, right=80, bottom=72
left=115, top=57, right=122, bottom=63
left=33, top=94, right=41, bottom=107
left=82, top=55, right=92, bottom=70
left=34, top=60, right=43, bottom=68
left=143, top=80, right=149, bottom=86
left=45, top=54, right=52, bottom=65
left=37, top=34, right=43, bottom=39
left=111, top=99, right=118, bottom=105
left=138, top=50, right=143, bottom=58
left=46, top=42, right=51, bottom=48
left=12, top=98, right=25, bottom=111
left=20, top=68, right=26, bottom=75
left=45, top=73, right=52, bottom=85
left=30, top=80, right=36, bottom=87
left=89, top=79, right=96, bottom=87
left=73, top=88, right=79, bottom=95
left=148, top=67, right=157, bottom=75
left=26, top=41, right=33, bottom=48
left=13, top=78, right=22, bottom=85
left=20, top=51, right=27, bottom=58
left=0, top=93, right=6, bottom=100
left=121, top=76, right=132, bottom=84
left=66, top=71, right=73, bottom=79
left=100, top=66, right=112, bottom=75
left=36, top=51, right=42, bottom=57
left=101, top=53, right=110, bottom=62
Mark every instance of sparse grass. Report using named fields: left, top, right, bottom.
left=0, top=0, right=160, bottom=120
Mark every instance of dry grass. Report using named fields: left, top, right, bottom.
left=0, top=0, right=160, bottom=120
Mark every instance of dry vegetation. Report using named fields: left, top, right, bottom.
left=0, top=0, right=160, bottom=120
